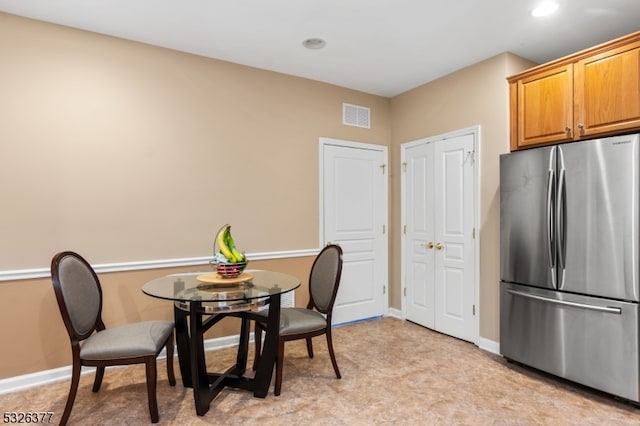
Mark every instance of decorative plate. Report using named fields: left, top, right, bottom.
left=196, top=271, right=254, bottom=286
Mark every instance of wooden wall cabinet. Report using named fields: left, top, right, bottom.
left=509, top=32, right=640, bottom=151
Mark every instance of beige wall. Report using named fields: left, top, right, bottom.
left=0, top=11, right=538, bottom=380
left=0, top=13, right=390, bottom=379
left=389, top=53, right=536, bottom=341
left=0, top=12, right=390, bottom=270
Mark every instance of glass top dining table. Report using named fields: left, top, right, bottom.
left=141, top=269, right=300, bottom=416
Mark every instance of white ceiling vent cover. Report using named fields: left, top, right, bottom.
left=343, top=103, right=370, bottom=128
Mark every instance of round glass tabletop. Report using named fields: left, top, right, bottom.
left=142, top=269, right=300, bottom=304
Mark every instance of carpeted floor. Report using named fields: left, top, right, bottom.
left=2, top=317, right=639, bottom=425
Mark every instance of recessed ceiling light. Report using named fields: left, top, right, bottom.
left=302, top=38, right=326, bottom=50
left=532, top=1, right=559, bottom=17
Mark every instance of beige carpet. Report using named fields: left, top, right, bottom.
left=2, top=317, right=639, bottom=425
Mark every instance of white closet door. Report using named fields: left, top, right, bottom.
left=402, top=132, right=476, bottom=342
left=433, top=133, right=475, bottom=341
left=404, top=142, right=435, bottom=328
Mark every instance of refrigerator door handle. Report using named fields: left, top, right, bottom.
left=556, top=146, right=566, bottom=288
left=507, top=289, right=622, bottom=314
left=547, top=147, right=556, bottom=287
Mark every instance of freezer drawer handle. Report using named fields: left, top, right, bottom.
left=507, top=289, right=622, bottom=314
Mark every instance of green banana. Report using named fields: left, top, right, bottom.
left=224, top=226, right=246, bottom=263
left=231, top=247, right=245, bottom=263
left=215, top=224, right=235, bottom=262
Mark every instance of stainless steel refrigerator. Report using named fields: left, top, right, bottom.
left=500, top=133, right=640, bottom=402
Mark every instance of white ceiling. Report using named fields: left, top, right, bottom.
left=1, top=0, right=639, bottom=97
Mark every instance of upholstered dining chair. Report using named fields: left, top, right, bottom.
left=51, top=251, right=176, bottom=425
left=253, top=243, right=343, bottom=396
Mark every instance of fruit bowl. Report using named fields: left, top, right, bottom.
left=210, top=260, right=247, bottom=278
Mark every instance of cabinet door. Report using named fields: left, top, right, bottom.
left=574, top=45, right=640, bottom=138
left=516, top=65, right=574, bottom=149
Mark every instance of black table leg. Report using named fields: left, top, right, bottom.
left=252, top=293, right=281, bottom=397
left=190, top=300, right=216, bottom=416
left=173, top=304, right=192, bottom=388
left=177, top=294, right=283, bottom=415
left=232, top=316, right=251, bottom=376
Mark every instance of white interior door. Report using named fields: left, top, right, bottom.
left=402, top=130, right=477, bottom=343
left=321, top=138, right=388, bottom=325
left=433, top=135, right=475, bottom=341
left=404, top=142, right=435, bottom=328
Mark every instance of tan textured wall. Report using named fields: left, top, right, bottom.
left=0, top=13, right=389, bottom=379
left=0, top=12, right=390, bottom=270
left=389, top=53, right=536, bottom=342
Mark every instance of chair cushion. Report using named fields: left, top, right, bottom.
left=278, top=308, right=327, bottom=336
left=80, top=320, right=173, bottom=361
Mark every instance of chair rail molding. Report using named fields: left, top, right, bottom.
left=0, top=248, right=320, bottom=282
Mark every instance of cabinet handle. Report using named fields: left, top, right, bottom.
left=435, top=242, right=444, bottom=250
left=577, top=123, right=584, bottom=136
left=565, top=126, right=571, bottom=137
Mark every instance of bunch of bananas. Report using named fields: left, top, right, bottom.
left=215, top=224, right=246, bottom=263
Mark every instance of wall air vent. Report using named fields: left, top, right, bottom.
left=343, top=103, right=370, bottom=129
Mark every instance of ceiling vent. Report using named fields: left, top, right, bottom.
left=343, top=103, right=370, bottom=129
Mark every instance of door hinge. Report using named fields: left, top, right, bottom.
left=402, top=162, right=407, bottom=172
left=403, top=287, right=406, bottom=297
left=463, top=150, right=475, bottom=166
left=383, top=285, right=386, bottom=294
left=472, top=227, right=476, bottom=239
left=380, top=164, right=386, bottom=174
left=403, top=225, right=407, bottom=235
left=473, top=305, right=476, bottom=315
left=382, top=224, right=386, bottom=234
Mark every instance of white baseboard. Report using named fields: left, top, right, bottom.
left=478, top=336, right=500, bottom=355
left=385, top=307, right=403, bottom=319
left=0, top=334, right=247, bottom=396
left=0, top=365, right=89, bottom=396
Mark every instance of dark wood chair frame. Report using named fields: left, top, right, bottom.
left=253, top=244, right=343, bottom=396
left=51, top=251, right=176, bottom=425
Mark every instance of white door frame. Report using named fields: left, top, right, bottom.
left=319, top=137, right=389, bottom=319
left=400, top=126, right=480, bottom=345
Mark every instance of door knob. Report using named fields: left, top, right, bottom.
left=435, top=242, right=444, bottom=250
left=421, top=242, right=434, bottom=249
